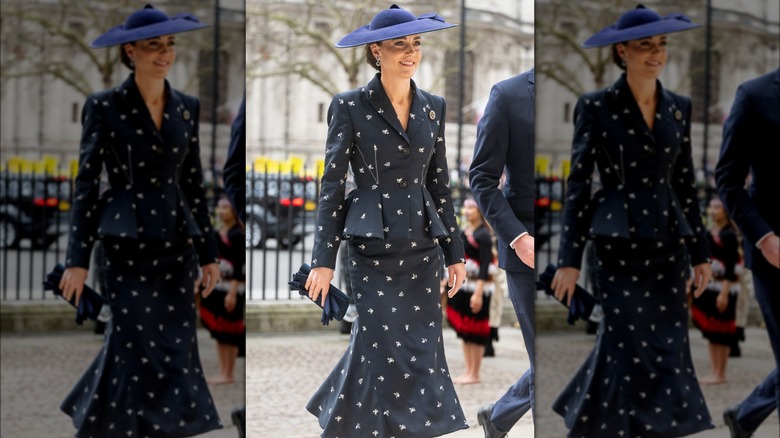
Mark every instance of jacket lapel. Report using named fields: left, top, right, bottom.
left=160, top=85, right=188, bottom=148
left=528, top=67, right=534, bottom=102
left=405, top=81, right=427, bottom=141
left=366, top=74, right=411, bottom=145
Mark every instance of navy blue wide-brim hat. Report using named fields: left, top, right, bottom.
left=90, top=4, right=208, bottom=49
left=335, top=4, right=456, bottom=48
left=582, top=4, right=700, bottom=48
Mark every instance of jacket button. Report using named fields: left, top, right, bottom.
left=399, top=179, right=408, bottom=188
left=401, top=147, right=410, bottom=156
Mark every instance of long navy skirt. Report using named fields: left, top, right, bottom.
left=553, top=239, right=714, bottom=437
left=307, top=238, right=468, bottom=438
left=61, top=238, right=222, bottom=438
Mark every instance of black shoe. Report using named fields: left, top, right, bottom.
left=484, top=342, right=495, bottom=357
left=477, top=403, right=507, bottom=438
left=730, top=343, right=741, bottom=358
left=231, top=405, right=246, bottom=438
left=723, top=404, right=752, bottom=438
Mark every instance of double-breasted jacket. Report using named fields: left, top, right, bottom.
left=65, top=74, right=218, bottom=269
left=311, top=74, right=465, bottom=270
left=558, top=74, right=709, bottom=269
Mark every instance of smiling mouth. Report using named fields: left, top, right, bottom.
left=400, top=60, right=415, bottom=67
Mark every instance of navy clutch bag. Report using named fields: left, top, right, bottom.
left=289, top=263, right=351, bottom=326
left=43, top=264, right=105, bottom=325
left=536, top=263, right=596, bottom=325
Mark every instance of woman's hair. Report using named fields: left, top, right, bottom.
left=120, top=42, right=136, bottom=70
left=611, top=43, right=627, bottom=71
left=365, top=43, right=381, bottom=72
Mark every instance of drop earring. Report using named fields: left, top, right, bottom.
left=375, top=57, right=380, bottom=67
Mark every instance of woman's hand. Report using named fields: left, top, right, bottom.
left=470, top=292, right=483, bottom=313
left=716, top=291, right=729, bottom=313
left=552, top=266, right=580, bottom=307
left=198, top=263, right=220, bottom=298
left=224, top=281, right=239, bottom=312
left=446, top=263, right=466, bottom=298
left=59, top=267, right=88, bottom=306
left=690, top=263, right=712, bottom=298
left=305, top=267, right=334, bottom=306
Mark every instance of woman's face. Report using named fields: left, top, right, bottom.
left=124, top=34, right=176, bottom=80
left=617, top=34, right=667, bottom=79
left=708, top=198, right=726, bottom=223
left=372, top=34, right=422, bottom=79
left=216, top=199, right=235, bottom=223
left=462, top=203, right=479, bottom=223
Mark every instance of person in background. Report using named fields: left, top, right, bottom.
left=690, top=196, right=741, bottom=385
left=199, top=196, right=245, bottom=385
left=446, top=197, right=496, bottom=384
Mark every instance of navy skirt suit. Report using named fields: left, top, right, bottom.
left=307, top=73, right=468, bottom=437
left=61, top=74, right=221, bottom=437
left=553, top=74, right=714, bottom=437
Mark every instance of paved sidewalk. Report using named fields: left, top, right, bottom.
left=0, top=328, right=244, bottom=438
left=247, top=326, right=535, bottom=437
left=536, top=325, right=779, bottom=438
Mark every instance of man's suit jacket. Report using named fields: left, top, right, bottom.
left=223, top=95, right=245, bottom=223
left=557, top=74, right=709, bottom=269
left=469, top=69, right=535, bottom=273
left=65, top=74, right=218, bottom=269
left=716, top=68, right=780, bottom=269
left=311, top=74, right=465, bottom=270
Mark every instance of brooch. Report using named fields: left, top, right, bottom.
left=674, top=110, right=682, bottom=121
left=429, top=110, right=436, bottom=120
left=183, top=110, right=191, bottom=121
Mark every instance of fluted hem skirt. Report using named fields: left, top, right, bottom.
left=552, top=239, right=714, bottom=437
left=61, top=238, right=222, bottom=438
left=307, top=238, right=468, bottom=438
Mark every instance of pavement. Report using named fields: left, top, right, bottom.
left=535, top=323, right=779, bottom=438
left=0, top=328, right=245, bottom=438
left=247, top=325, right=535, bottom=437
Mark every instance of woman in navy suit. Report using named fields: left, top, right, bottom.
left=303, top=5, right=468, bottom=437
left=551, top=5, right=714, bottom=436
left=57, top=5, right=222, bottom=436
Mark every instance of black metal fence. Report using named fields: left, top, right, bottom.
left=1, top=157, right=571, bottom=302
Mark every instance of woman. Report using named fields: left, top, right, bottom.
left=551, top=5, right=714, bottom=437
left=446, top=198, right=496, bottom=384
left=691, top=197, right=741, bottom=384
left=58, top=5, right=222, bottom=437
left=199, top=196, right=245, bottom=385
left=303, top=5, right=468, bottom=437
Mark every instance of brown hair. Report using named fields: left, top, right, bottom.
left=120, top=42, right=136, bottom=70
left=611, top=43, right=627, bottom=71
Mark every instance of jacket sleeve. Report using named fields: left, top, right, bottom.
left=65, top=96, right=105, bottom=269
left=469, top=81, right=528, bottom=247
left=671, top=96, right=709, bottom=266
left=426, top=97, right=465, bottom=266
left=311, top=94, right=353, bottom=270
left=557, top=95, right=598, bottom=269
left=475, top=227, right=493, bottom=281
left=223, top=96, right=246, bottom=223
left=716, top=85, right=773, bottom=247
left=179, top=97, right=219, bottom=266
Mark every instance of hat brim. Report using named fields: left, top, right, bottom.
left=336, top=20, right=456, bottom=48
left=90, top=19, right=209, bottom=49
left=582, top=19, right=700, bottom=48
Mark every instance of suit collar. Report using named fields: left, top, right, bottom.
left=609, top=74, right=675, bottom=144
left=365, top=73, right=429, bottom=145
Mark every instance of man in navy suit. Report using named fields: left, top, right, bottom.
left=717, top=68, right=780, bottom=438
left=469, top=68, right=535, bottom=437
